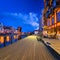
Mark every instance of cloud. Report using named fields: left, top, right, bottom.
left=22, top=12, right=39, bottom=27
left=1, top=12, right=39, bottom=31
left=35, top=27, right=39, bottom=30
left=31, top=22, right=39, bottom=26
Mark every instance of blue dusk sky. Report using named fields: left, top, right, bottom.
left=0, top=0, right=44, bottom=32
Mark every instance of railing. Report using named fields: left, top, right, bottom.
left=0, top=33, right=18, bottom=48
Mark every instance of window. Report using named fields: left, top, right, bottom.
left=57, top=12, right=60, bottom=22
left=52, top=18, right=54, bottom=25
left=47, top=20, right=50, bottom=26
left=46, top=0, right=50, bottom=6
left=52, top=0, right=56, bottom=8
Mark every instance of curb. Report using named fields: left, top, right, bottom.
left=41, top=39, right=60, bottom=60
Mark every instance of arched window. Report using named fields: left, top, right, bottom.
left=52, top=17, right=54, bottom=25
left=57, top=12, right=60, bottom=22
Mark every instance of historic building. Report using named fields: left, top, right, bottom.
left=17, top=27, right=22, bottom=40
left=43, top=0, right=60, bottom=38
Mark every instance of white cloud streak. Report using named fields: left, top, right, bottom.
left=4, top=12, right=39, bottom=30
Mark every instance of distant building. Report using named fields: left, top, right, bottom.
left=17, top=27, right=22, bottom=40
left=0, top=23, right=3, bottom=30
left=17, top=27, right=22, bottom=32
left=34, top=30, right=39, bottom=34
left=0, top=23, right=4, bottom=33
left=3, top=26, right=14, bottom=33
left=1, top=26, right=17, bottom=34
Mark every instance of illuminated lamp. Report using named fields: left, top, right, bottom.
left=14, top=35, right=17, bottom=39
left=49, top=27, right=51, bottom=29
left=0, top=36, right=4, bottom=43
left=6, top=36, right=10, bottom=42
left=43, top=26, right=48, bottom=29
left=57, top=22, right=60, bottom=26
left=51, top=25, right=55, bottom=28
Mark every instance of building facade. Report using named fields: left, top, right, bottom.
left=17, top=27, right=22, bottom=40
left=43, top=0, right=60, bottom=38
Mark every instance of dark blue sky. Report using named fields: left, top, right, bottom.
left=0, top=0, right=44, bottom=32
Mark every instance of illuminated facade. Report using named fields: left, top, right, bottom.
left=43, top=0, right=60, bottom=38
